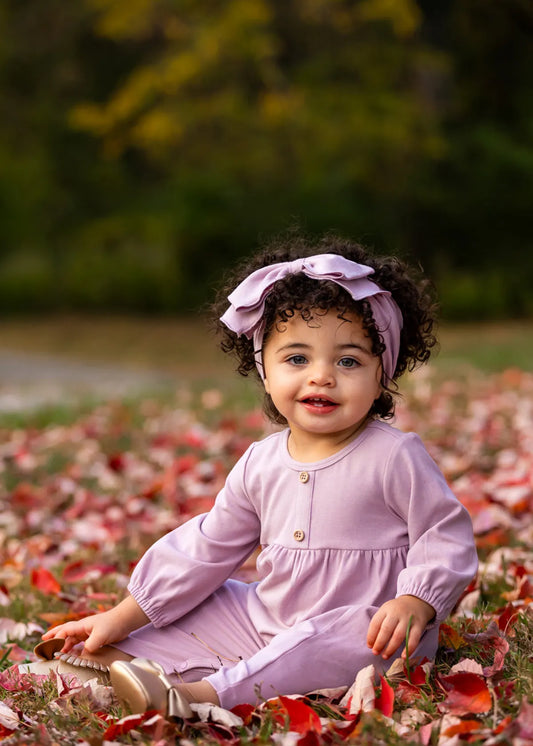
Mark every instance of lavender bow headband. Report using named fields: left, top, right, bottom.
left=220, top=253, right=403, bottom=382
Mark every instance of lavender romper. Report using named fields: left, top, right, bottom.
left=115, top=421, right=478, bottom=708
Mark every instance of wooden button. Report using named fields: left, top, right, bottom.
left=299, top=471, right=309, bottom=483
left=293, top=529, right=305, bottom=542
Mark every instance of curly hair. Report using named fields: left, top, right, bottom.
left=211, top=230, right=438, bottom=423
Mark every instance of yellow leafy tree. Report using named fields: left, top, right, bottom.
left=70, top=0, right=443, bottom=194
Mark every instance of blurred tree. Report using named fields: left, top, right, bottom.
left=409, top=0, right=533, bottom=317
left=0, top=0, right=530, bottom=315
left=0, top=0, right=151, bottom=308
left=65, top=0, right=444, bottom=306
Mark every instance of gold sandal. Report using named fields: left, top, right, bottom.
left=23, top=638, right=109, bottom=683
left=34, top=639, right=109, bottom=672
left=109, top=658, right=193, bottom=719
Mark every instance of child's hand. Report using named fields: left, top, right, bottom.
left=41, top=594, right=149, bottom=654
left=42, top=610, right=120, bottom=654
left=366, top=595, right=435, bottom=660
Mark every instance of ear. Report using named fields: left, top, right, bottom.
left=263, top=376, right=270, bottom=395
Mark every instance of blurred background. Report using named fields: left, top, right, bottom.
left=0, top=0, right=531, bottom=323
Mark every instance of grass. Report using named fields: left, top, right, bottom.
left=0, top=314, right=529, bottom=429
left=0, top=315, right=530, bottom=379
left=0, top=317, right=533, bottom=746
left=437, top=320, right=533, bottom=373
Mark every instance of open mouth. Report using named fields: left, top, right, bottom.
left=300, top=397, right=339, bottom=411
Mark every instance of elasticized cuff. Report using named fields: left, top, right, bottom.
left=395, top=587, right=445, bottom=625
left=127, top=582, right=167, bottom=628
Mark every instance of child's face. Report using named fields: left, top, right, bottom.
left=262, top=308, right=382, bottom=454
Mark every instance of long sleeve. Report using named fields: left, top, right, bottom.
left=383, top=432, right=478, bottom=622
left=128, top=445, right=261, bottom=627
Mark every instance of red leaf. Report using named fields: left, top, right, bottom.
left=482, top=635, right=509, bottom=677
left=476, top=528, right=511, bottom=550
left=107, top=453, right=125, bottom=472
left=231, top=703, right=255, bottom=724
left=439, top=673, right=492, bottom=715
left=497, top=603, right=521, bottom=632
left=330, top=718, right=361, bottom=740
left=374, top=676, right=394, bottom=717
left=103, top=711, right=159, bottom=739
left=276, top=696, right=322, bottom=734
left=31, top=567, right=61, bottom=596
left=494, top=715, right=513, bottom=735
left=62, top=560, right=116, bottom=583
left=297, top=731, right=320, bottom=746
left=395, top=681, right=423, bottom=706
left=442, top=719, right=483, bottom=736
left=408, top=661, right=428, bottom=686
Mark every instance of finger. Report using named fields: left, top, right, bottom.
left=380, top=624, right=410, bottom=659
left=42, top=628, right=64, bottom=640
left=83, top=624, right=109, bottom=653
left=83, top=633, right=102, bottom=654
left=43, top=623, right=81, bottom=640
left=366, top=609, right=386, bottom=648
left=370, top=617, right=400, bottom=655
left=401, top=624, right=423, bottom=659
left=60, top=635, right=83, bottom=653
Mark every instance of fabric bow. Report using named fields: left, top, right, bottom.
left=220, top=253, right=403, bottom=382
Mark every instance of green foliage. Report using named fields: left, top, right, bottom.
left=0, top=0, right=531, bottom=317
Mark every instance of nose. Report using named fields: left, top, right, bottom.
left=308, top=361, right=335, bottom=387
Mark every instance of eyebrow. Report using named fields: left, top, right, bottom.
left=275, top=342, right=373, bottom=355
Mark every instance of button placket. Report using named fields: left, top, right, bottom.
left=293, top=469, right=313, bottom=547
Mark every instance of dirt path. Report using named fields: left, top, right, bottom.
left=0, top=348, right=173, bottom=412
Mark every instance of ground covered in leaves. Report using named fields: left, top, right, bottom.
left=0, top=368, right=532, bottom=745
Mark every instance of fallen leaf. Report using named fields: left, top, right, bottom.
left=230, top=702, right=255, bottom=724
left=442, top=718, right=483, bottom=736
left=62, top=560, right=117, bottom=583
left=340, top=664, right=376, bottom=715
left=438, top=673, right=492, bottom=716
left=103, top=711, right=160, bottom=739
left=374, top=676, right=394, bottom=718
left=0, top=618, right=43, bottom=644
left=0, top=666, right=41, bottom=692
left=515, top=698, right=533, bottom=740
left=449, top=658, right=484, bottom=676
left=31, top=567, right=61, bottom=595
left=0, top=701, right=19, bottom=730
left=271, top=696, right=322, bottom=734
left=438, top=623, right=466, bottom=650
left=191, top=702, right=244, bottom=727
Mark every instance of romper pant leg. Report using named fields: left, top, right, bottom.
left=112, top=580, right=265, bottom=681
left=207, top=604, right=439, bottom=709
